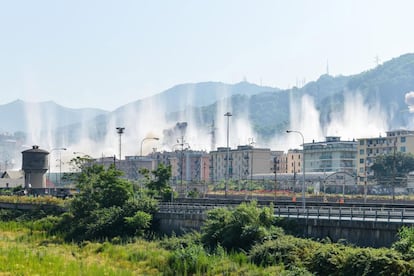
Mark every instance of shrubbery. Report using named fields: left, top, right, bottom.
left=249, top=235, right=319, bottom=268
left=249, top=233, right=414, bottom=275
left=5, top=164, right=414, bottom=274
left=52, top=164, right=158, bottom=241
left=164, top=202, right=414, bottom=275
left=393, top=226, right=414, bottom=260
left=201, top=201, right=284, bottom=251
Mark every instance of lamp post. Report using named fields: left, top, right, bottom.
left=116, top=127, right=125, bottom=161
left=139, top=137, right=159, bottom=193
left=224, top=112, right=232, bottom=197
left=286, top=130, right=306, bottom=210
left=140, top=137, right=159, bottom=157
left=48, top=147, right=67, bottom=187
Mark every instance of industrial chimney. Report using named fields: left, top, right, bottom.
left=21, top=145, right=49, bottom=189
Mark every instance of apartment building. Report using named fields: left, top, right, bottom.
left=271, top=150, right=285, bottom=174
left=285, top=149, right=303, bottom=174
left=357, top=130, right=414, bottom=184
left=304, top=136, right=357, bottom=175
left=98, top=156, right=155, bottom=180
left=209, top=145, right=272, bottom=182
left=151, top=150, right=210, bottom=183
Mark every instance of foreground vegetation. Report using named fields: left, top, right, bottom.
left=3, top=203, right=414, bottom=275
left=0, top=220, right=291, bottom=275
left=3, top=163, right=414, bottom=274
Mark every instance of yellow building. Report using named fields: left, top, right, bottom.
left=209, top=145, right=273, bottom=183
left=286, top=149, right=303, bottom=174
left=357, top=129, right=414, bottom=185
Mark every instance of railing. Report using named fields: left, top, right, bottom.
left=158, top=202, right=227, bottom=214
left=274, top=205, right=414, bottom=223
left=158, top=203, right=414, bottom=223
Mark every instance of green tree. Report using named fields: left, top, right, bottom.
left=371, top=152, right=414, bottom=183
left=140, top=163, right=173, bottom=200
left=57, top=164, right=156, bottom=241
left=201, top=201, right=283, bottom=252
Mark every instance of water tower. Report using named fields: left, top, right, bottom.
left=22, top=145, right=49, bottom=189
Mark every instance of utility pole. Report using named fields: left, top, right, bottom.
left=364, top=157, right=367, bottom=203
left=392, top=138, right=397, bottom=202
left=49, top=148, right=66, bottom=186
left=176, top=136, right=189, bottom=197
left=249, top=137, right=255, bottom=199
left=224, top=112, right=232, bottom=197
left=273, top=156, right=278, bottom=201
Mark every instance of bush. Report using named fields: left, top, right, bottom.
left=393, top=226, right=414, bottom=260
left=249, top=235, right=319, bottom=268
left=309, top=243, right=348, bottom=275
left=58, top=164, right=158, bottom=242
left=342, top=247, right=414, bottom=276
left=31, top=216, right=61, bottom=232
left=159, top=232, right=202, bottom=251
left=168, top=244, right=212, bottom=275
left=201, top=201, right=284, bottom=251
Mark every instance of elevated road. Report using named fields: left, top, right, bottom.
left=159, top=201, right=414, bottom=224
left=157, top=199, right=414, bottom=247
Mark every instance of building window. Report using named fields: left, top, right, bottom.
left=359, top=149, right=364, bottom=155
left=360, top=140, right=364, bottom=145
left=359, top=158, right=364, bottom=164
left=401, top=137, right=406, bottom=143
left=401, top=146, right=406, bottom=152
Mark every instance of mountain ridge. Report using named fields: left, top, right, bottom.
left=1, top=53, right=414, bottom=150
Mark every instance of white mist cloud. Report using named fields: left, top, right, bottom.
left=405, top=91, right=414, bottom=113
left=326, top=91, right=388, bottom=139
left=286, top=92, right=324, bottom=147
left=20, top=87, right=394, bottom=172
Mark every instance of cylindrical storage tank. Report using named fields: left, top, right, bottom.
left=22, top=145, right=49, bottom=189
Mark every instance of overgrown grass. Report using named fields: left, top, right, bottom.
left=0, top=221, right=168, bottom=275
left=0, top=221, right=289, bottom=275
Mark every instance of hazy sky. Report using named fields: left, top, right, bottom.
left=1, top=0, right=413, bottom=110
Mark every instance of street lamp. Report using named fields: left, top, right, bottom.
left=224, top=112, right=232, bottom=197
left=48, top=147, right=67, bottom=187
left=116, top=127, right=125, bottom=161
left=140, top=137, right=159, bottom=157
left=286, top=130, right=306, bottom=210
